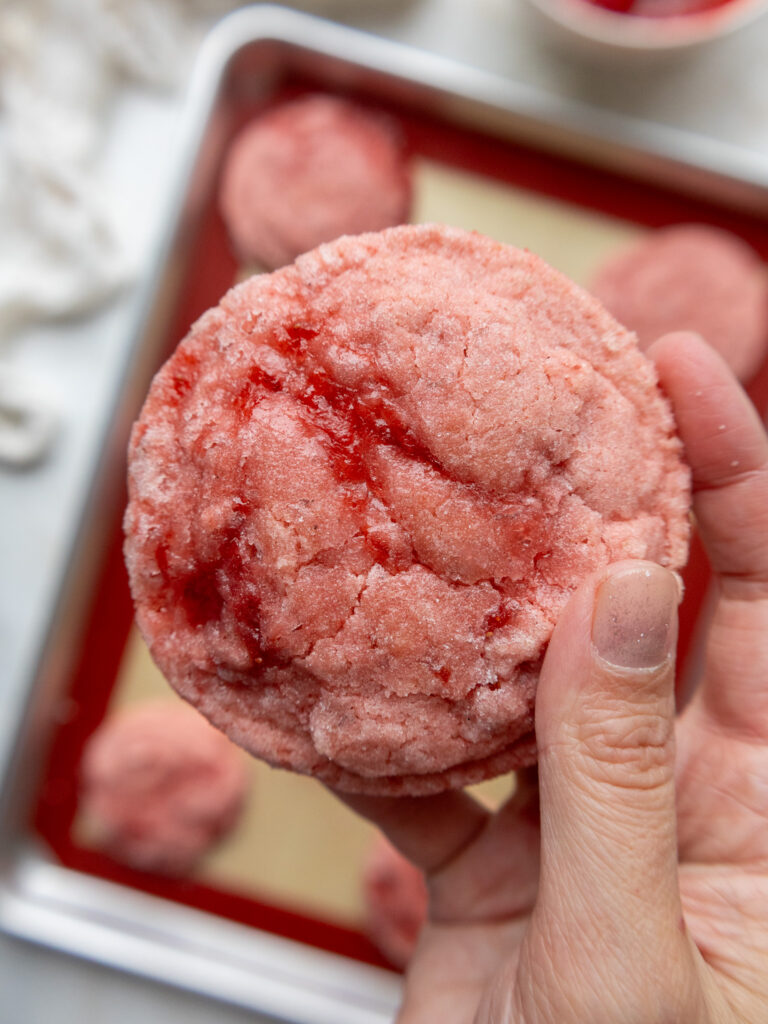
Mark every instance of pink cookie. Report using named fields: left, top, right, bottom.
left=591, top=224, right=768, bottom=382
left=219, top=94, right=411, bottom=269
left=363, top=834, right=428, bottom=969
left=125, top=224, right=690, bottom=796
left=80, top=702, right=248, bottom=874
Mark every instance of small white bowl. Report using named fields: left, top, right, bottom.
left=524, top=0, right=768, bottom=62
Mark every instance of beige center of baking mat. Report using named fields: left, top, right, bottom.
left=413, top=158, right=643, bottom=285
left=74, top=157, right=646, bottom=929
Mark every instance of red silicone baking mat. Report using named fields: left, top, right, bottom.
left=30, top=73, right=768, bottom=973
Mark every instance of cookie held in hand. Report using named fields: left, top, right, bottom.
left=125, top=224, right=690, bottom=795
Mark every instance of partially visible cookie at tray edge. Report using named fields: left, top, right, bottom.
left=591, top=223, right=768, bottom=383
left=219, top=93, right=412, bottom=270
left=80, top=701, right=248, bottom=874
left=363, top=833, right=428, bottom=969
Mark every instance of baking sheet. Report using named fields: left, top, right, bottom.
left=61, top=123, right=768, bottom=954
left=66, top=150, right=650, bottom=933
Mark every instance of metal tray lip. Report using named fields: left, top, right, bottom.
left=206, top=4, right=768, bottom=195
left=1, top=846, right=400, bottom=1024
left=2, top=4, right=768, bottom=1021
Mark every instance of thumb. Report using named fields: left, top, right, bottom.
left=534, top=560, right=683, bottom=951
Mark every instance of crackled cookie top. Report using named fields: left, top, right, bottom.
left=591, top=223, right=768, bottom=383
left=125, top=225, right=690, bottom=795
left=219, top=94, right=411, bottom=269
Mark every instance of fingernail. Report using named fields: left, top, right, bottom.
left=592, top=564, right=678, bottom=670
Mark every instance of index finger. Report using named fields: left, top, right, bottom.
left=651, top=331, right=768, bottom=739
left=650, top=331, right=768, bottom=597
left=333, top=788, right=490, bottom=874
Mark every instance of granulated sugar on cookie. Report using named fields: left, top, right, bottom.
left=125, top=225, right=690, bottom=795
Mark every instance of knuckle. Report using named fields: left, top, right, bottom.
left=569, top=697, right=675, bottom=793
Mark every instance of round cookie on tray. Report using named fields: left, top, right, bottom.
left=363, top=833, right=428, bottom=969
left=124, top=224, right=691, bottom=796
left=219, top=93, right=412, bottom=270
left=80, top=702, right=248, bottom=874
left=591, top=223, right=768, bottom=383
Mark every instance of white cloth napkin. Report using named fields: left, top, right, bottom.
left=0, top=0, right=391, bottom=465
left=0, top=0, right=231, bottom=341
left=0, top=0, right=245, bottom=464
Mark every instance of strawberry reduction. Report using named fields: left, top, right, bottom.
left=125, top=225, right=690, bottom=796
left=584, top=0, right=734, bottom=15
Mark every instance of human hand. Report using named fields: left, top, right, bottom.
left=340, top=331, right=768, bottom=1023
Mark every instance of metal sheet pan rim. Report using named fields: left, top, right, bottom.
left=206, top=5, right=768, bottom=197
left=2, top=849, right=400, bottom=1024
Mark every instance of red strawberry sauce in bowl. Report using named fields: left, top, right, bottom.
left=523, top=0, right=768, bottom=60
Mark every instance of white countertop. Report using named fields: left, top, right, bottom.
left=2, top=1, right=768, bottom=1021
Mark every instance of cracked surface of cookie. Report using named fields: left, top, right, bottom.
left=125, top=224, right=691, bottom=795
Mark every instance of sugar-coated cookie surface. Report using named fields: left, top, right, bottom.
left=591, top=224, right=768, bottom=383
left=363, top=834, right=427, bottom=969
left=80, top=702, right=248, bottom=874
left=125, top=225, right=690, bottom=796
left=219, top=94, right=411, bottom=269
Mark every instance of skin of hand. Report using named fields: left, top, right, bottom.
left=338, top=332, right=768, bottom=1023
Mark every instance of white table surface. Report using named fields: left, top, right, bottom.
left=2, top=0, right=768, bottom=1021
